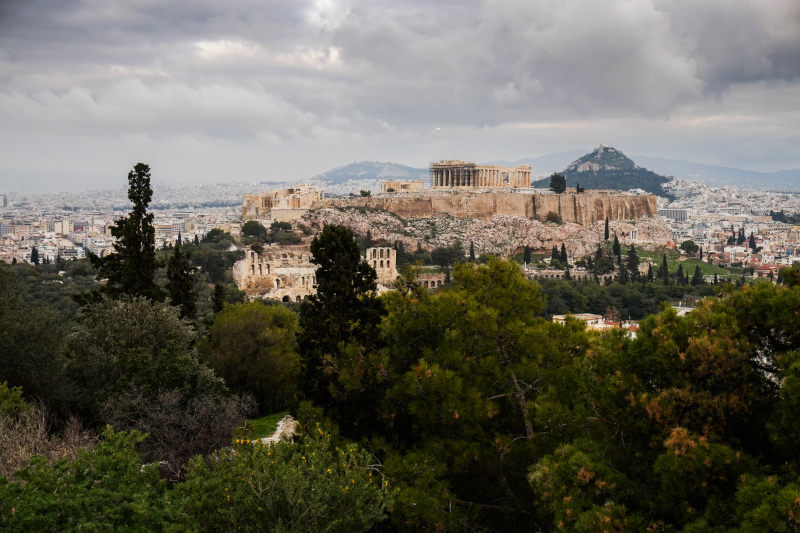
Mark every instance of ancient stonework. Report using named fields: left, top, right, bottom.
left=365, top=246, right=398, bottom=285
left=233, top=244, right=401, bottom=300
left=232, top=245, right=317, bottom=302
left=242, top=185, right=325, bottom=221
left=332, top=190, right=656, bottom=225
left=431, top=161, right=531, bottom=188
left=380, top=180, right=425, bottom=193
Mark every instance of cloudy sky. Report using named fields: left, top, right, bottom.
left=1, top=0, right=799, bottom=190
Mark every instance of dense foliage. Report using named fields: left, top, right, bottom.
left=4, top=213, right=800, bottom=531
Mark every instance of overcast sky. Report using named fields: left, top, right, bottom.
left=1, top=0, right=799, bottom=190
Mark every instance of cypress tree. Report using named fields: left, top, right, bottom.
left=676, top=263, right=685, bottom=285
left=647, top=264, right=654, bottom=282
left=748, top=232, right=757, bottom=251
left=560, top=243, right=568, bottom=264
left=30, top=246, right=39, bottom=265
left=523, top=245, right=531, bottom=265
left=619, top=263, right=629, bottom=284
left=713, top=273, right=719, bottom=285
left=92, top=163, right=163, bottom=300
left=612, top=234, right=620, bottom=257
left=193, top=234, right=200, bottom=246
left=691, top=265, right=705, bottom=286
left=166, top=239, right=197, bottom=319
left=551, top=245, right=559, bottom=262
left=212, top=284, right=226, bottom=313
left=604, top=217, right=609, bottom=241
left=11, top=257, right=16, bottom=264
left=660, top=254, right=669, bottom=281
left=699, top=247, right=703, bottom=261
left=626, top=245, right=639, bottom=280
left=469, top=241, right=475, bottom=262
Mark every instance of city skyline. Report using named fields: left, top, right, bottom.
left=1, top=0, right=799, bottom=190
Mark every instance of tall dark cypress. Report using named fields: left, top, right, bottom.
left=92, top=163, right=163, bottom=300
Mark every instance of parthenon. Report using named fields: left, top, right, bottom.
left=431, top=160, right=532, bottom=189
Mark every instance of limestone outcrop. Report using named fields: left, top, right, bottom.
left=330, top=190, right=656, bottom=224
left=303, top=208, right=671, bottom=259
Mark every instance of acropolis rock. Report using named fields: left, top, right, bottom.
left=330, top=190, right=656, bottom=225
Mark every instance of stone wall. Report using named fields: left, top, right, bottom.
left=233, top=245, right=317, bottom=302
left=331, top=190, right=656, bottom=224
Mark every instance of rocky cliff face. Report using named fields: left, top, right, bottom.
left=303, top=207, right=671, bottom=259
left=330, top=190, right=656, bottom=224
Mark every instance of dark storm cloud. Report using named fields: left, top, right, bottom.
left=0, top=0, right=798, bottom=186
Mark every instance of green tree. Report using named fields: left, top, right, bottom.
left=549, top=173, right=566, bottom=194
left=65, top=297, right=225, bottom=424
left=779, top=263, right=800, bottom=287
left=174, top=430, right=392, bottom=532
left=29, top=246, right=38, bottom=265
left=469, top=240, right=475, bottom=261
left=524, top=245, right=532, bottom=265
left=298, top=225, right=386, bottom=430
left=0, top=428, right=174, bottom=531
left=199, top=302, right=300, bottom=413
left=626, top=245, right=640, bottom=280
left=659, top=254, right=669, bottom=282
left=92, top=163, right=163, bottom=300
left=604, top=217, right=610, bottom=241
left=675, top=263, right=685, bottom=284
left=748, top=232, right=757, bottom=251
left=691, top=264, right=705, bottom=286
left=560, top=243, right=568, bottom=264
left=211, top=283, right=226, bottom=313
left=166, top=239, right=197, bottom=318
left=241, top=220, right=268, bottom=242
left=680, top=240, right=699, bottom=255
left=612, top=234, right=620, bottom=257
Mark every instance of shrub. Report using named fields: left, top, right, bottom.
left=545, top=211, right=563, bottom=224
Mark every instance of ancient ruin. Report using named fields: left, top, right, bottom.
left=242, top=185, right=325, bottom=222
left=232, top=245, right=317, bottom=302
left=380, top=179, right=425, bottom=193
left=431, top=161, right=531, bottom=189
left=365, top=246, right=398, bottom=285
left=234, top=244, right=400, bottom=300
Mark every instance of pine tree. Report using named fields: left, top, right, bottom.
left=30, top=246, right=39, bottom=265
left=604, top=217, right=610, bottom=241
left=691, top=264, right=704, bottom=286
left=166, top=239, right=197, bottom=318
left=212, top=284, right=226, bottom=313
left=92, top=163, right=163, bottom=300
left=560, top=243, right=568, bottom=264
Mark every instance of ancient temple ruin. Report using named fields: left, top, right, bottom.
left=431, top=161, right=531, bottom=189
left=232, top=245, right=317, bottom=302
left=242, top=185, right=325, bottom=222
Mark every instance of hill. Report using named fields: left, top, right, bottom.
left=532, top=146, right=670, bottom=196
left=312, top=161, right=428, bottom=186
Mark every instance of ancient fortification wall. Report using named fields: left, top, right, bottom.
left=331, top=191, right=656, bottom=224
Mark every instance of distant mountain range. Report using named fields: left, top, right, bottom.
left=530, top=146, right=670, bottom=196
